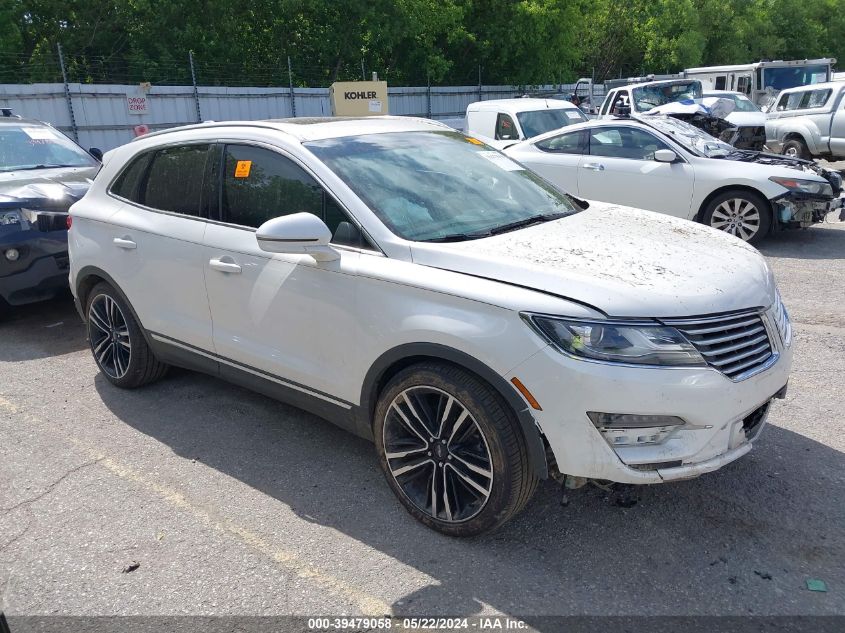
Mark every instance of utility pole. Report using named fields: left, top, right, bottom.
left=57, top=44, right=78, bottom=142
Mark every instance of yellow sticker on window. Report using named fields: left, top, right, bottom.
left=234, top=160, right=252, bottom=178
left=465, top=136, right=484, bottom=145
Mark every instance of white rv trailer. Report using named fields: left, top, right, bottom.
left=684, top=59, right=836, bottom=108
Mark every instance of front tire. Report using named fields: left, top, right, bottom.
left=374, top=362, right=538, bottom=536
left=781, top=138, right=810, bottom=160
left=701, top=190, right=772, bottom=244
left=86, top=282, right=167, bottom=388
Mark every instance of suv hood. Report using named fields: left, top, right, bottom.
left=0, top=165, right=98, bottom=211
left=410, top=203, right=776, bottom=318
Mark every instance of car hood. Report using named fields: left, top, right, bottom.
left=0, top=165, right=98, bottom=211
left=724, top=111, right=766, bottom=127
left=409, top=203, right=776, bottom=318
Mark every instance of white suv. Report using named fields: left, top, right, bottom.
left=69, top=117, right=793, bottom=536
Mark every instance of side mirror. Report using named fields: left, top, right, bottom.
left=256, top=212, right=339, bottom=262
left=89, top=147, right=103, bottom=161
left=654, top=149, right=679, bottom=163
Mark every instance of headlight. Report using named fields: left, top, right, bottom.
left=769, top=176, right=833, bottom=197
left=524, top=315, right=706, bottom=367
left=772, top=291, right=791, bottom=347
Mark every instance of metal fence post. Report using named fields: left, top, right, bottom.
left=188, top=51, right=202, bottom=122
left=287, top=56, right=296, bottom=118
left=426, top=75, right=431, bottom=119
left=57, top=44, right=78, bottom=142
left=477, top=64, right=482, bottom=101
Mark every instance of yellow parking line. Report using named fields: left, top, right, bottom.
left=0, top=395, right=391, bottom=615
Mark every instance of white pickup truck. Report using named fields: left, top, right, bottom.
left=766, top=81, right=845, bottom=160
left=463, top=98, right=587, bottom=149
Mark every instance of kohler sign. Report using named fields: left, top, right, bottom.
left=330, top=81, right=388, bottom=116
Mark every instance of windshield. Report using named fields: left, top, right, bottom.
left=646, top=117, right=734, bottom=158
left=632, top=81, right=702, bottom=113
left=763, top=65, right=829, bottom=91
left=516, top=108, right=586, bottom=138
left=705, top=93, right=760, bottom=112
left=306, top=130, right=579, bottom=242
left=0, top=124, right=97, bottom=172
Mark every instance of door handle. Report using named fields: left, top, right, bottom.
left=582, top=162, right=605, bottom=171
left=113, top=237, right=137, bottom=250
left=209, top=257, right=242, bottom=274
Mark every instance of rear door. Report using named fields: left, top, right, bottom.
left=829, top=89, right=845, bottom=156
left=577, top=125, right=695, bottom=217
left=514, top=130, right=587, bottom=195
left=105, top=143, right=214, bottom=351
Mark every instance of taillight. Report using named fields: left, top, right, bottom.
left=66, top=215, right=73, bottom=230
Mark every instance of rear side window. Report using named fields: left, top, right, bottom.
left=535, top=130, right=588, bottom=154
left=141, top=144, right=211, bottom=216
left=805, top=89, right=831, bottom=108
left=110, top=152, right=152, bottom=201
left=495, top=114, right=518, bottom=140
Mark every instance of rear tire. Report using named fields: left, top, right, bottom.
left=701, top=190, right=772, bottom=245
left=374, top=362, right=538, bottom=536
left=782, top=138, right=810, bottom=160
left=85, top=282, right=167, bottom=388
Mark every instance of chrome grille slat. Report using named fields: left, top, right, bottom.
left=663, top=310, right=774, bottom=380
left=707, top=342, right=772, bottom=367
left=686, top=324, right=766, bottom=346
left=698, top=334, right=769, bottom=357
left=677, top=316, right=761, bottom=335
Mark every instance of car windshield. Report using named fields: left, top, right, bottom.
left=306, top=130, right=580, bottom=242
left=705, top=93, right=760, bottom=112
left=763, top=65, right=829, bottom=91
left=632, top=81, right=702, bottom=112
left=516, top=108, right=586, bottom=138
left=645, top=116, right=734, bottom=158
left=0, top=124, right=97, bottom=172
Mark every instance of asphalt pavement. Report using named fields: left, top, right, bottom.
left=1, top=222, right=844, bottom=622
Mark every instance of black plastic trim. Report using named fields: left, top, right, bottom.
left=359, top=343, right=549, bottom=479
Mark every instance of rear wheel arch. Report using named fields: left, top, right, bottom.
left=359, top=343, right=549, bottom=480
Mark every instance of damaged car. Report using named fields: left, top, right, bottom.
left=0, top=113, right=100, bottom=312
left=599, top=80, right=766, bottom=150
left=505, top=113, right=843, bottom=243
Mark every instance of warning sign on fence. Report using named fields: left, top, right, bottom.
left=126, top=94, right=150, bottom=114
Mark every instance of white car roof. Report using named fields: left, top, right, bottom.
left=466, top=98, right=579, bottom=114
left=133, top=116, right=452, bottom=144
left=703, top=90, right=748, bottom=98
left=776, top=81, right=844, bottom=95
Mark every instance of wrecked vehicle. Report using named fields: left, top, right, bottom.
left=0, top=113, right=100, bottom=311
left=599, top=80, right=766, bottom=150
left=505, top=113, right=843, bottom=243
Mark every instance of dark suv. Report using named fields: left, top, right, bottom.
left=0, top=112, right=100, bottom=311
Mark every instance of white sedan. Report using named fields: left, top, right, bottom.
left=504, top=115, right=842, bottom=243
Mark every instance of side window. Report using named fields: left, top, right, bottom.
left=600, top=91, right=616, bottom=116
left=776, top=93, right=790, bottom=111
left=495, top=114, right=518, bottom=140
left=589, top=126, right=669, bottom=160
left=140, top=144, right=210, bottom=216
left=715, top=76, right=727, bottom=90
left=737, top=76, right=751, bottom=95
left=222, top=144, right=367, bottom=248
left=806, top=89, right=831, bottom=108
left=785, top=91, right=804, bottom=111
left=535, top=130, right=588, bottom=154
left=110, top=152, right=152, bottom=202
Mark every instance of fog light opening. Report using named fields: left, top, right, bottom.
left=587, top=412, right=686, bottom=447
left=5, top=248, right=19, bottom=261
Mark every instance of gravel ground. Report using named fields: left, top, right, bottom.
left=1, top=221, right=843, bottom=623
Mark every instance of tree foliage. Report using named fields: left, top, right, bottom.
left=1, top=0, right=843, bottom=86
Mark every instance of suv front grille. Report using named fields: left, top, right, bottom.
left=662, top=311, right=774, bottom=380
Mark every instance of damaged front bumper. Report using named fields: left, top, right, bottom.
left=772, top=190, right=845, bottom=228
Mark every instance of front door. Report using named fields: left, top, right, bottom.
left=577, top=125, right=695, bottom=218
left=202, top=143, right=363, bottom=407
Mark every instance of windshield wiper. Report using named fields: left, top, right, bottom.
left=420, top=233, right=483, bottom=243
left=485, top=212, right=569, bottom=236
left=6, top=164, right=81, bottom=171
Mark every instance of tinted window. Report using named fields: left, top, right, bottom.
left=111, top=152, right=152, bottom=201
left=715, top=76, right=726, bottom=90
left=805, top=89, right=831, bottom=108
left=495, top=114, right=518, bottom=140
left=141, top=144, right=210, bottom=216
left=589, top=126, right=670, bottom=160
left=535, top=130, right=588, bottom=154
left=516, top=109, right=586, bottom=138
left=222, top=145, right=362, bottom=246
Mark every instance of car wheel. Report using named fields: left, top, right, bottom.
left=702, top=190, right=772, bottom=244
left=374, top=362, right=538, bottom=536
left=86, top=282, right=168, bottom=388
left=781, top=138, right=810, bottom=160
